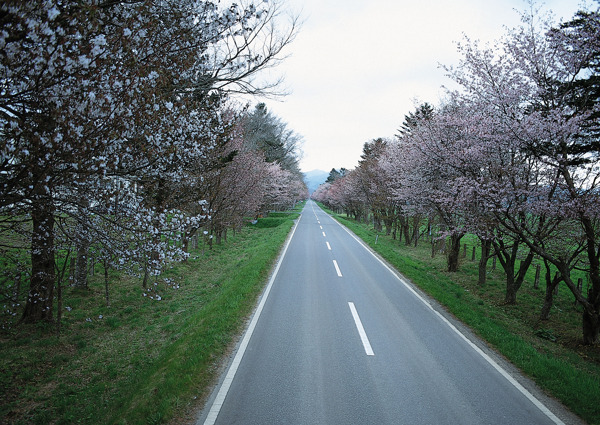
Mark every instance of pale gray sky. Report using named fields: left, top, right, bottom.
left=256, top=0, right=587, bottom=172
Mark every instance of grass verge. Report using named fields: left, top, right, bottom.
left=321, top=206, right=600, bottom=425
left=0, top=207, right=302, bottom=425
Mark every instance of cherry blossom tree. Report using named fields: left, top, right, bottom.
left=442, top=3, right=600, bottom=342
left=353, top=138, right=397, bottom=235
left=0, top=0, right=299, bottom=324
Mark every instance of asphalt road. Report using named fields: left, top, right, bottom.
left=198, top=200, right=581, bottom=425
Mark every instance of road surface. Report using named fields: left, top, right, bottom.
left=198, top=200, right=581, bottom=425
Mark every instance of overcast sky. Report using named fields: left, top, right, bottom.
left=252, top=0, right=587, bottom=173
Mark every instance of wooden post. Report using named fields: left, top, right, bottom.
left=462, top=244, right=467, bottom=258
left=471, top=246, right=476, bottom=261
left=534, top=264, right=541, bottom=289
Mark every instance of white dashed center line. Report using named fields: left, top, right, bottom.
left=348, top=302, right=374, bottom=356
left=333, top=260, right=342, bottom=277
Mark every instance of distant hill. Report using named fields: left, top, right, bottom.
left=303, top=169, right=329, bottom=194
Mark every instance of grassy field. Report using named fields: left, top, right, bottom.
left=0, top=207, right=302, bottom=425
left=321, top=207, right=600, bottom=424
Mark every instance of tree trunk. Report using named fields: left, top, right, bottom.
left=373, top=214, right=382, bottom=233
left=507, top=251, right=535, bottom=304
left=502, top=261, right=522, bottom=305
left=504, top=270, right=518, bottom=304
left=56, top=274, right=62, bottom=336
left=447, top=233, right=463, bottom=272
left=493, top=238, right=534, bottom=305
left=402, top=220, right=411, bottom=246
left=142, top=262, right=149, bottom=289
left=581, top=215, right=600, bottom=344
left=21, top=196, right=55, bottom=323
left=540, top=264, right=560, bottom=320
left=74, top=241, right=89, bottom=288
left=534, top=264, right=541, bottom=289
left=384, top=218, right=393, bottom=236
left=182, top=231, right=189, bottom=254
left=74, top=201, right=89, bottom=288
left=412, top=215, right=420, bottom=247
left=583, top=311, right=599, bottom=345
left=104, top=259, right=110, bottom=307
left=397, top=217, right=404, bottom=243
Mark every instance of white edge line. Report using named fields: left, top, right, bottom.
left=202, top=214, right=301, bottom=425
left=333, top=259, right=342, bottom=277
left=326, top=210, right=564, bottom=425
left=348, top=302, right=375, bottom=356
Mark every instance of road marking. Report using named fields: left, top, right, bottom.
left=333, top=260, right=342, bottom=277
left=322, top=231, right=326, bottom=237
left=325, top=209, right=565, bottom=425
left=348, top=302, right=374, bottom=356
left=326, top=242, right=331, bottom=250
left=202, top=215, right=301, bottom=425
left=320, top=225, right=323, bottom=229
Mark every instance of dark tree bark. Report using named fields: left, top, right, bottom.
left=373, top=213, right=382, bottom=233
left=540, top=261, right=561, bottom=320
left=74, top=201, right=90, bottom=288
left=74, top=241, right=89, bottom=288
left=104, top=259, right=110, bottom=307
left=384, top=215, right=393, bottom=236
left=580, top=216, right=600, bottom=344
left=493, top=238, right=534, bottom=304
left=412, top=215, right=420, bottom=247
left=447, top=233, right=463, bottom=272
left=21, top=195, right=55, bottom=323
left=402, top=218, right=411, bottom=246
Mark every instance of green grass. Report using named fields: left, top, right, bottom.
left=322, top=207, right=600, bottom=424
left=0, top=207, right=302, bottom=425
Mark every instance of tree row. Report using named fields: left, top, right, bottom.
left=313, top=4, right=600, bottom=344
left=0, top=0, right=306, bottom=327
